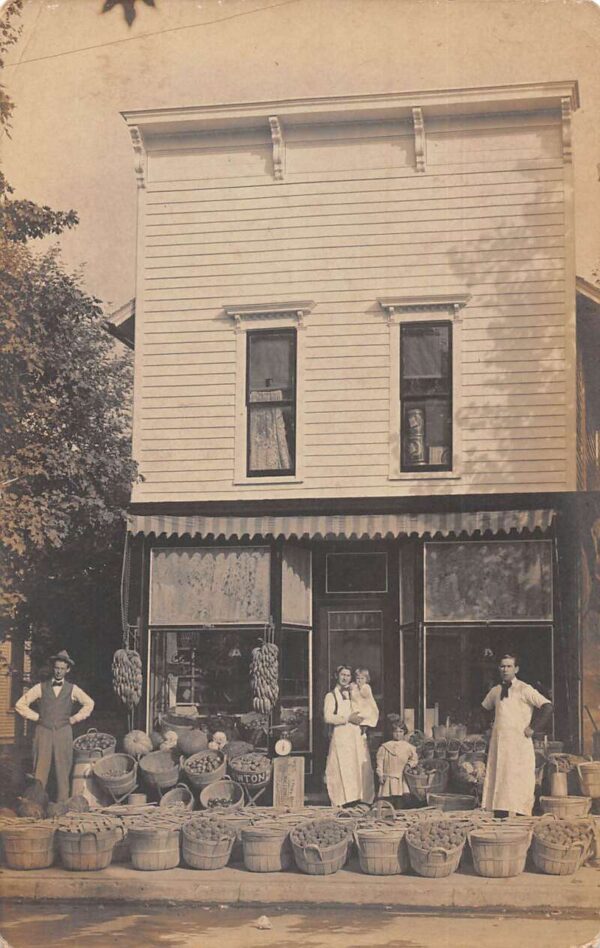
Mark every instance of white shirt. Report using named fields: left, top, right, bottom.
left=15, top=681, right=95, bottom=725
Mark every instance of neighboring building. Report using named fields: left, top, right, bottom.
left=0, top=636, right=30, bottom=745
left=111, top=80, right=600, bottom=782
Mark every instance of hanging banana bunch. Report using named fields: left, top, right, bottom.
left=250, top=640, right=279, bottom=715
left=112, top=648, right=143, bottom=708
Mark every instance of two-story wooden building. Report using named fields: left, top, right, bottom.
left=113, top=80, right=600, bottom=780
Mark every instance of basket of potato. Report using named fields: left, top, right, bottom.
left=532, top=818, right=593, bottom=875
left=182, top=815, right=236, bottom=870
left=290, top=818, right=351, bottom=876
left=182, top=749, right=226, bottom=790
left=405, top=819, right=468, bottom=878
left=228, top=752, right=272, bottom=788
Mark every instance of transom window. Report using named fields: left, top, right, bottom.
left=400, top=322, right=452, bottom=472
left=246, top=329, right=296, bottom=476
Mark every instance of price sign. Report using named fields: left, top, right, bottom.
left=273, top=756, right=305, bottom=809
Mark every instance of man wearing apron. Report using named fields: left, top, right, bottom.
left=15, top=650, right=94, bottom=801
left=481, top=653, right=552, bottom=817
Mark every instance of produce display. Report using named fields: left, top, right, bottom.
left=183, top=817, right=235, bottom=842
left=185, top=751, right=224, bottom=774
left=291, top=819, right=349, bottom=848
left=250, top=641, right=279, bottom=715
left=405, top=820, right=469, bottom=852
left=47, top=795, right=89, bottom=818
left=112, top=648, right=143, bottom=708
left=534, top=819, right=591, bottom=847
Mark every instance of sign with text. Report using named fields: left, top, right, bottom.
left=273, top=756, right=305, bottom=809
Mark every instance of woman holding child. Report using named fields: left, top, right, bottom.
left=323, top=665, right=378, bottom=806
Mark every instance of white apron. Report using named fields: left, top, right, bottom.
left=324, top=688, right=375, bottom=806
left=481, top=678, right=548, bottom=815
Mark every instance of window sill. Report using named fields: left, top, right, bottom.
left=233, top=475, right=304, bottom=486
left=388, top=472, right=462, bottom=481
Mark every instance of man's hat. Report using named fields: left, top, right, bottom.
left=50, top=649, right=75, bottom=668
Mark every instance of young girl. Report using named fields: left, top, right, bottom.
left=349, top=668, right=379, bottom=732
left=376, top=719, right=419, bottom=809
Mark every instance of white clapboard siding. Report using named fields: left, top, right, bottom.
left=133, top=113, right=573, bottom=501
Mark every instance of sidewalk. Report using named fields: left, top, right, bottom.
left=2, top=858, right=599, bottom=914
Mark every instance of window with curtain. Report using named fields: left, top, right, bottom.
left=247, top=329, right=296, bottom=476
left=400, top=322, right=452, bottom=471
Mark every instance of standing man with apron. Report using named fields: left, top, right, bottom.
left=481, top=653, right=552, bottom=817
left=15, top=650, right=94, bottom=802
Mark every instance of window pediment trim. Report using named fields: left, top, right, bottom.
left=225, top=300, right=315, bottom=331
left=378, top=294, right=470, bottom=322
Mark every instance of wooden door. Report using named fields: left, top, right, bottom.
left=313, top=598, right=399, bottom=786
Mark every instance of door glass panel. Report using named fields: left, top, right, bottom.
left=326, top=553, right=388, bottom=593
left=327, top=610, right=383, bottom=697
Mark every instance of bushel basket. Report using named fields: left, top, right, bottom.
left=1, top=824, right=55, bottom=870
left=92, top=754, right=137, bottom=800
left=577, top=762, right=600, bottom=798
left=406, top=836, right=464, bottom=878
left=159, top=783, right=194, bottom=812
left=139, top=750, right=180, bottom=794
left=469, top=828, right=531, bottom=878
left=182, top=820, right=236, bottom=870
left=242, top=823, right=292, bottom=872
left=427, top=793, right=477, bottom=812
left=228, top=753, right=272, bottom=789
left=532, top=834, right=590, bottom=875
left=199, top=776, right=244, bottom=810
left=354, top=827, right=409, bottom=875
left=183, top=750, right=226, bottom=791
left=128, top=825, right=181, bottom=871
left=539, top=796, right=592, bottom=820
left=73, top=728, right=116, bottom=762
left=290, top=820, right=350, bottom=876
left=404, top=759, right=449, bottom=802
left=57, top=827, right=119, bottom=871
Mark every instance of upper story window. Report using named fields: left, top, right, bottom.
left=400, top=322, right=452, bottom=472
left=246, top=329, right=297, bottom=476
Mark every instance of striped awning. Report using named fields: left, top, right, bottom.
left=127, top=508, right=555, bottom=541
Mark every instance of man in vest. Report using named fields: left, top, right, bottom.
left=15, top=650, right=94, bottom=801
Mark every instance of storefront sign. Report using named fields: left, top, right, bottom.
left=273, top=756, right=305, bottom=808
left=424, top=540, right=553, bottom=622
left=149, top=547, right=270, bottom=626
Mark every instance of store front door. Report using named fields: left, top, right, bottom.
left=313, top=597, right=399, bottom=790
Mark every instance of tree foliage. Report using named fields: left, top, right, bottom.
left=0, top=0, right=136, bottom=695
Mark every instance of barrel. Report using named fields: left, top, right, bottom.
left=1, top=825, right=55, bottom=870
left=128, top=826, right=180, bottom=871
left=242, top=825, right=292, bottom=872
left=577, top=762, right=600, bottom=798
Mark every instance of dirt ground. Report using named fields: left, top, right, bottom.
left=1, top=902, right=600, bottom=948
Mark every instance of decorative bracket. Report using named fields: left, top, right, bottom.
left=225, top=300, right=315, bottom=332
left=269, top=115, right=286, bottom=181
left=128, top=126, right=146, bottom=189
left=412, top=107, right=426, bottom=173
left=561, top=97, right=572, bottom=164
